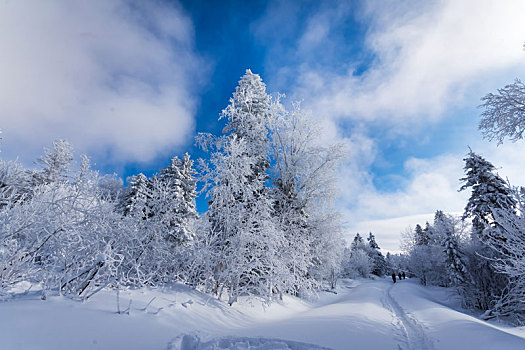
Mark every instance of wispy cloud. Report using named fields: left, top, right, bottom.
left=0, top=1, right=206, bottom=164
left=254, top=0, right=525, bottom=250
left=293, top=0, right=525, bottom=126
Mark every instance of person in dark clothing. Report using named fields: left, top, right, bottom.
left=391, top=273, right=396, bottom=283
left=398, top=272, right=402, bottom=280
left=402, top=272, right=406, bottom=280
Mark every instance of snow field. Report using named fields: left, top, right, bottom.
left=1, top=278, right=525, bottom=350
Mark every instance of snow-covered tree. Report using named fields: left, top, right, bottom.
left=406, top=212, right=465, bottom=287
left=351, top=233, right=365, bottom=251
left=386, top=252, right=409, bottom=276
left=197, top=70, right=282, bottom=304
left=342, top=233, right=386, bottom=279
left=30, top=139, right=74, bottom=186
left=443, top=226, right=470, bottom=286
left=487, top=196, right=525, bottom=324
left=430, top=211, right=471, bottom=287
left=119, top=173, right=152, bottom=218
left=0, top=146, right=136, bottom=298
left=97, top=174, right=123, bottom=201
left=459, top=151, right=515, bottom=310
left=114, top=154, right=199, bottom=287
left=367, top=233, right=387, bottom=276
left=460, top=149, right=516, bottom=244
left=153, top=153, right=198, bottom=244
left=414, top=224, right=428, bottom=246
left=343, top=249, right=372, bottom=278
left=269, top=99, right=345, bottom=293
left=221, top=69, right=271, bottom=176
left=0, top=158, right=26, bottom=210
left=200, top=135, right=282, bottom=304
left=479, top=79, right=525, bottom=144
left=367, top=232, right=379, bottom=250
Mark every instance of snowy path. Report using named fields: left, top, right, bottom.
left=383, top=282, right=434, bottom=350
left=1, top=279, right=525, bottom=349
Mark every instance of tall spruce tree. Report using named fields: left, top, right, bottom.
left=120, top=173, right=152, bottom=219
left=443, top=228, right=470, bottom=286
left=202, top=69, right=281, bottom=304
left=351, top=233, right=365, bottom=251
left=414, top=224, right=428, bottom=246
left=367, top=232, right=386, bottom=276
left=221, top=69, right=271, bottom=178
left=154, top=153, right=198, bottom=244
left=460, top=150, right=516, bottom=243
left=459, top=150, right=515, bottom=310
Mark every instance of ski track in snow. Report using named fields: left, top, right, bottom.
left=382, top=283, right=435, bottom=350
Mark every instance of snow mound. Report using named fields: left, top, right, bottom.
left=169, top=334, right=332, bottom=350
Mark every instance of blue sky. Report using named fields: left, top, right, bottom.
left=2, top=0, right=525, bottom=251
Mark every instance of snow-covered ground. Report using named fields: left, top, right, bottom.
left=1, top=278, right=524, bottom=350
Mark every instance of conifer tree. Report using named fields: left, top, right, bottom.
left=460, top=149, right=516, bottom=244
left=367, top=232, right=386, bottom=276
left=351, top=233, right=365, bottom=251
left=221, top=69, right=271, bottom=178
left=201, top=69, right=280, bottom=304
left=414, top=224, right=427, bottom=246
left=120, top=173, right=152, bottom=218
left=367, top=232, right=379, bottom=250
left=459, top=150, right=515, bottom=310
left=443, top=228, right=469, bottom=286
left=154, top=153, right=198, bottom=243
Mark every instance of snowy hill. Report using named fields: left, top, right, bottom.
left=1, top=278, right=524, bottom=350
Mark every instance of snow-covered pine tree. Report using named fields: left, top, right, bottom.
left=367, top=232, right=387, bottom=276
left=459, top=150, right=515, bottom=310
left=367, top=232, right=379, bottom=250
left=460, top=149, right=516, bottom=245
left=407, top=213, right=454, bottom=286
left=351, top=233, right=365, bottom=251
left=414, top=224, right=428, bottom=246
left=154, top=153, right=198, bottom=244
left=119, top=173, right=152, bottom=218
left=199, top=69, right=281, bottom=304
left=443, top=227, right=470, bottom=286
left=429, top=210, right=471, bottom=287
left=221, top=69, right=271, bottom=176
left=423, top=222, right=432, bottom=243
left=116, top=154, right=199, bottom=286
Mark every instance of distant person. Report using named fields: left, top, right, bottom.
left=398, top=272, right=402, bottom=280
left=391, top=273, right=396, bottom=283
left=402, top=272, right=406, bottom=280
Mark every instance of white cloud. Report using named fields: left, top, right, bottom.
left=292, top=0, right=525, bottom=126
left=0, top=1, right=205, bottom=164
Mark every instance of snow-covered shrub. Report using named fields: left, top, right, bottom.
left=344, top=249, right=373, bottom=278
